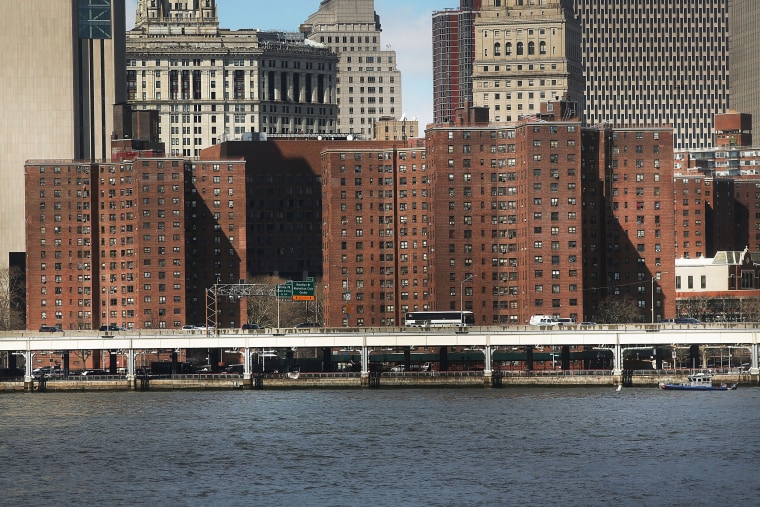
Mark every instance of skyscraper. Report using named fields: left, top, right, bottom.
left=300, top=0, right=403, bottom=137
left=0, top=0, right=125, bottom=269
left=434, top=1, right=731, bottom=150
left=575, top=0, right=730, bottom=150
left=127, top=0, right=339, bottom=155
left=432, top=0, right=481, bottom=125
left=471, top=0, right=584, bottom=124
left=729, top=0, right=760, bottom=123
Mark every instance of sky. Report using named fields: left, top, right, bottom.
left=125, top=0, right=447, bottom=128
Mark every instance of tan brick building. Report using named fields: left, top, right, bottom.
left=127, top=0, right=339, bottom=156
left=301, top=0, right=403, bottom=137
left=471, top=0, right=584, bottom=124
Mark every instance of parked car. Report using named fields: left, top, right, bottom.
left=99, top=324, right=125, bottom=331
left=182, top=324, right=214, bottom=331
left=529, top=315, right=558, bottom=326
left=32, top=367, right=61, bottom=378
left=674, top=317, right=702, bottom=324
left=242, top=323, right=261, bottom=330
left=0, top=368, right=25, bottom=379
left=81, top=369, right=108, bottom=376
left=294, top=322, right=322, bottom=328
left=225, top=364, right=244, bottom=373
left=38, top=325, right=60, bottom=332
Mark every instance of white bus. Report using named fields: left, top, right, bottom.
left=404, top=311, right=475, bottom=327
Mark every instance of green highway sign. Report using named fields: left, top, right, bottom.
left=291, top=280, right=315, bottom=301
left=276, top=283, right=292, bottom=298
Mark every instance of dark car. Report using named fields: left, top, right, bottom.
left=39, top=325, right=60, bottom=332
left=295, top=322, right=322, bottom=328
left=0, top=368, right=25, bottom=380
left=674, top=317, right=702, bottom=324
left=242, top=323, right=261, bottom=330
left=99, top=324, right=125, bottom=331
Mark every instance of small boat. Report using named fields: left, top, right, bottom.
left=659, top=372, right=738, bottom=391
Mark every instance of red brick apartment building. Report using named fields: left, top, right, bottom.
left=24, top=115, right=676, bottom=330
left=25, top=157, right=246, bottom=331
left=425, top=102, right=675, bottom=324
left=673, top=175, right=710, bottom=260
left=204, top=139, right=424, bottom=328
left=426, top=102, right=587, bottom=324
left=320, top=144, right=429, bottom=327
left=595, top=126, right=676, bottom=322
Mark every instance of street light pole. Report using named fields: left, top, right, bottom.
left=105, top=286, right=115, bottom=329
left=105, top=287, right=109, bottom=329
left=460, top=274, right=473, bottom=325
left=651, top=272, right=668, bottom=323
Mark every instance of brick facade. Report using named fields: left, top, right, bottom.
left=25, top=157, right=247, bottom=331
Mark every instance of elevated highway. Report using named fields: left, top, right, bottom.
left=1, top=323, right=758, bottom=382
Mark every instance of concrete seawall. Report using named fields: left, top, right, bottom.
left=1, top=371, right=755, bottom=392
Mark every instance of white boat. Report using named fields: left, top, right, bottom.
left=659, top=372, right=737, bottom=391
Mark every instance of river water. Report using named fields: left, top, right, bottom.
left=1, top=386, right=758, bottom=506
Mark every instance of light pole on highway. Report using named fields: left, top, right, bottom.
left=651, top=272, right=667, bottom=323
left=460, top=274, right=473, bottom=325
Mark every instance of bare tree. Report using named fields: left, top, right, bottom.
left=244, top=275, right=324, bottom=327
left=740, top=297, right=760, bottom=322
left=597, top=295, right=641, bottom=324
left=678, top=296, right=710, bottom=321
left=72, top=350, right=92, bottom=372
left=244, top=275, right=285, bottom=327
left=0, top=266, right=25, bottom=330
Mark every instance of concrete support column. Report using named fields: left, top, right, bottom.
left=23, top=350, right=32, bottom=385
left=126, top=349, right=135, bottom=381
left=483, top=345, right=492, bottom=377
left=750, top=343, right=759, bottom=375
left=243, top=346, right=251, bottom=380
left=612, top=344, right=622, bottom=375
left=360, top=345, right=369, bottom=378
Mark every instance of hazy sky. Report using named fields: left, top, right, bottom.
left=125, top=0, right=446, bottom=127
